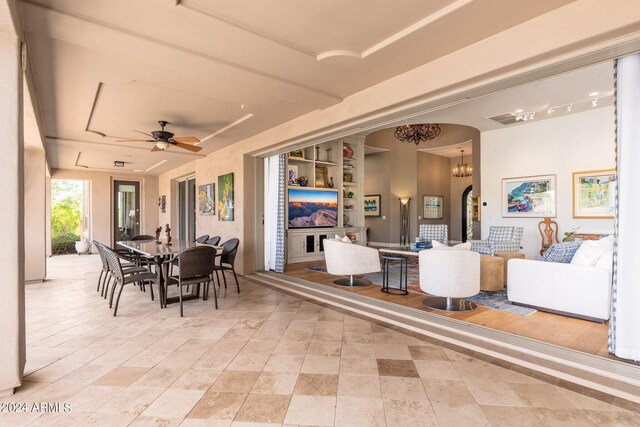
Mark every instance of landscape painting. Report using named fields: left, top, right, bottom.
left=364, top=194, right=381, bottom=217
left=218, top=173, right=234, bottom=221
left=198, top=183, right=215, bottom=216
left=502, top=174, right=556, bottom=217
left=573, top=169, right=616, bottom=218
left=288, top=189, right=338, bottom=228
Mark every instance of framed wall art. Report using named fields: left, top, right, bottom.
left=218, top=173, right=235, bottom=221
left=502, top=174, right=556, bottom=217
left=572, top=169, right=616, bottom=218
left=364, top=194, right=381, bottom=217
left=198, top=183, right=215, bottom=216
left=423, top=195, right=444, bottom=219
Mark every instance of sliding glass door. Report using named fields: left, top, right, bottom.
left=178, top=176, right=197, bottom=242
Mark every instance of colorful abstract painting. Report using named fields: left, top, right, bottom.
left=502, top=174, right=556, bottom=218
left=218, top=173, right=235, bottom=221
left=364, top=194, right=381, bottom=217
left=573, top=169, right=616, bottom=218
left=198, top=183, right=215, bottom=216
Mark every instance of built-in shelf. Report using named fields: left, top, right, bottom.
left=288, top=185, right=338, bottom=192
left=315, top=160, right=338, bottom=166
left=288, top=157, right=314, bottom=164
left=343, top=182, right=358, bottom=186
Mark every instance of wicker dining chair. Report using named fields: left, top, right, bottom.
left=102, top=245, right=160, bottom=316
left=94, top=241, right=148, bottom=297
left=205, top=236, right=221, bottom=246
left=166, top=245, right=218, bottom=316
left=195, top=235, right=210, bottom=244
left=214, top=238, right=240, bottom=293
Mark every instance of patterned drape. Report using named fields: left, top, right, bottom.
left=608, top=54, right=640, bottom=361
left=608, top=58, right=619, bottom=354
left=274, top=154, right=286, bottom=273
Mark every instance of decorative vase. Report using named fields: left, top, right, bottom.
left=75, top=240, right=90, bottom=254
left=315, top=146, right=320, bottom=161
left=328, top=177, right=334, bottom=188
left=343, top=144, right=354, bottom=159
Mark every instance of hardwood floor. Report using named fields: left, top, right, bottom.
left=283, top=261, right=618, bottom=361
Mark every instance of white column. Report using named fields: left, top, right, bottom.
left=24, top=149, right=46, bottom=281
left=0, top=28, right=26, bottom=395
left=610, top=53, right=640, bottom=361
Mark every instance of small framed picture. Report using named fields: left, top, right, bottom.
left=288, top=149, right=304, bottom=159
left=502, top=174, right=556, bottom=218
left=423, top=195, right=443, bottom=219
left=315, top=166, right=329, bottom=187
left=364, top=194, right=381, bottom=217
left=573, top=169, right=616, bottom=218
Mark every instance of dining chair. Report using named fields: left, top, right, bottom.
left=195, top=235, right=210, bottom=244
left=95, top=242, right=154, bottom=299
left=166, top=245, right=218, bottom=316
left=102, top=245, right=160, bottom=316
left=214, top=238, right=240, bottom=293
left=205, top=236, right=221, bottom=246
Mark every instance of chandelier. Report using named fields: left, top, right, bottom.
left=394, top=124, right=441, bottom=145
left=452, top=149, right=472, bottom=178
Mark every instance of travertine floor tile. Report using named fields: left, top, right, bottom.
left=337, top=374, right=381, bottom=398
left=211, top=371, right=260, bottom=393
left=283, top=395, right=336, bottom=426
left=187, top=391, right=247, bottom=420
left=234, top=393, right=291, bottom=424
left=465, top=381, right=525, bottom=407
left=141, top=388, right=205, bottom=418
left=300, top=355, right=340, bottom=374
left=294, top=373, right=338, bottom=396
left=379, top=376, right=427, bottom=401
left=251, top=372, right=299, bottom=395
left=383, top=399, right=439, bottom=427
left=334, top=396, right=385, bottom=427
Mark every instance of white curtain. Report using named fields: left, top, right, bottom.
left=264, top=154, right=286, bottom=272
left=609, top=53, right=640, bottom=361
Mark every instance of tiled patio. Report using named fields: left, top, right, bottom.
left=1, top=254, right=637, bottom=426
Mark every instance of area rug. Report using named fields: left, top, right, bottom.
left=305, top=261, right=536, bottom=315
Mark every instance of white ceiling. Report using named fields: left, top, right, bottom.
left=18, top=0, right=575, bottom=175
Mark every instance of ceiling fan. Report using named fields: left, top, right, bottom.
left=116, top=120, right=203, bottom=153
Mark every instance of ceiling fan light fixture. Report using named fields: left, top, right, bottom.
left=155, top=140, right=171, bottom=150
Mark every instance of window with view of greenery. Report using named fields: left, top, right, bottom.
left=51, top=180, right=83, bottom=254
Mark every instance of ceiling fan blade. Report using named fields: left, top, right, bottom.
left=135, top=130, right=153, bottom=137
left=172, top=136, right=200, bottom=143
left=151, top=145, right=161, bottom=152
left=174, top=142, right=203, bottom=153
left=116, top=139, right=153, bottom=142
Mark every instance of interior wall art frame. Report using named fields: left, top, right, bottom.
left=502, top=174, right=556, bottom=218
left=364, top=194, right=381, bottom=217
left=423, top=195, right=444, bottom=219
left=572, top=169, right=616, bottom=219
left=218, top=173, right=235, bottom=221
left=198, top=183, right=215, bottom=216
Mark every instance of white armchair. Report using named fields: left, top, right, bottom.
left=419, top=249, right=480, bottom=311
left=324, top=239, right=381, bottom=286
left=470, top=226, right=523, bottom=256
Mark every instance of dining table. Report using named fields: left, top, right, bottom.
left=116, top=239, right=224, bottom=307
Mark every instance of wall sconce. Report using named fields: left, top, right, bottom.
left=399, top=197, right=411, bottom=247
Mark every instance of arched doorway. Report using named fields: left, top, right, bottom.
left=461, top=185, right=473, bottom=242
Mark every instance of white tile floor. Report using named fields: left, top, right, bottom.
left=0, top=254, right=637, bottom=426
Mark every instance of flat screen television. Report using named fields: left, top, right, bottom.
left=288, top=188, right=338, bottom=228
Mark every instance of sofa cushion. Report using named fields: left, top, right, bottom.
left=541, top=242, right=582, bottom=263
left=571, top=240, right=605, bottom=266
left=341, top=236, right=352, bottom=243
left=431, top=240, right=448, bottom=248
left=452, top=242, right=471, bottom=251
left=595, top=251, right=613, bottom=271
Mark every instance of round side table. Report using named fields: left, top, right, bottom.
left=381, top=256, right=409, bottom=295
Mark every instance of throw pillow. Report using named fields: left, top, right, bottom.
left=541, top=242, right=582, bottom=263
left=595, top=251, right=613, bottom=271
left=341, top=236, right=352, bottom=243
left=597, top=235, right=614, bottom=252
left=431, top=240, right=447, bottom=248
left=333, top=235, right=342, bottom=241
left=571, top=240, right=605, bottom=266
left=452, top=242, right=471, bottom=251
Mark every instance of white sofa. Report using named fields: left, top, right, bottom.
left=507, top=258, right=612, bottom=322
left=323, top=238, right=381, bottom=286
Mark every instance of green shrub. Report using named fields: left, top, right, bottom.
left=51, top=232, right=80, bottom=255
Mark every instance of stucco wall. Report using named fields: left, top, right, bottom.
left=24, top=149, right=46, bottom=281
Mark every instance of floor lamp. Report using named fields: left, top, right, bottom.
left=399, top=197, right=411, bottom=247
